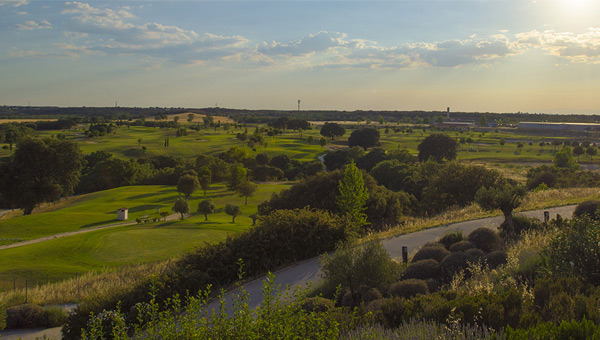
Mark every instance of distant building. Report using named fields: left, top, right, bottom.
left=117, top=207, right=128, bottom=221
left=436, top=121, right=475, bottom=130
left=518, top=122, right=600, bottom=132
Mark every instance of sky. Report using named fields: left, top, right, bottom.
left=2, top=0, right=600, bottom=114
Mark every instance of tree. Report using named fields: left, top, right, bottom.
left=2, top=138, right=82, bottom=214
left=554, top=147, right=579, bottom=170
left=417, top=133, right=458, bottom=162
left=499, top=138, right=506, bottom=150
left=516, top=142, right=524, bottom=152
left=336, top=162, right=369, bottom=227
left=187, top=113, right=195, bottom=123
left=197, top=167, right=212, bottom=196
left=173, top=116, right=180, bottom=124
left=177, top=174, right=200, bottom=200
left=172, top=198, right=189, bottom=220
left=237, top=181, right=258, bottom=205
left=137, top=138, right=142, bottom=147
left=225, top=204, right=241, bottom=223
left=587, top=146, right=598, bottom=161
left=320, top=123, right=345, bottom=140
left=197, top=199, right=215, bottom=221
left=227, top=164, right=247, bottom=191
left=475, top=180, right=526, bottom=235
left=319, top=137, right=327, bottom=149
left=573, top=145, right=585, bottom=162
left=348, top=127, right=380, bottom=149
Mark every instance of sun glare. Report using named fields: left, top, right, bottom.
left=561, top=0, right=591, bottom=12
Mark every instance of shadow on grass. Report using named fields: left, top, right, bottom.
left=105, top=204, right=164, bottom=214
left=80, top=220, right=117, bottom=229
left=127, top=193, right=162, bottom=200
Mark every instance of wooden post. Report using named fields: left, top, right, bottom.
left=402, top=246, right=408, bottom=263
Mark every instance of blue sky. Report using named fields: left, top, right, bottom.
left=2, top=0, right=600, bottom=114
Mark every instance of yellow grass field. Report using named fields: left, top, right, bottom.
left=164, top=112, right=234, bottom=124
left=0, top=119, right=58, bottom=124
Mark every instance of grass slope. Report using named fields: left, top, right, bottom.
left=0, top=182, right=290, bottom=290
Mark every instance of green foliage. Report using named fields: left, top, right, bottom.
left=501, top=215, right=543, bottom=237
left=554, top=147, right=579, bottom=171
left=0, top=304, right=5, bottom=330
left=1, top=137, right=83, bottom=214
left=176, top=174, right=199, bottom=199
left=237, top=181, right=258, bottom=205
left=438, top=230, right=464, bottom=249
left=417, top=133, right=458, bottom=162
left=320, top=240, right=399, bottom=305
left=172, top=198, right=189, bottom=219
left=403, top=259, right=441, bottom=280
left=467, top=227, right=503, bottom=253
left=320, top=122, right=346, bottom=140
left=574, top=200, right=600, bottom=220
left=4, top=304, right=65, bottom=329
left=440, top=252, right=475, bottom=280
left=411, top=246, right=450, bottom=263
left=348, top=127, right=380, bottom=149
left=388, top=279, right=429, bottom=298
left=197, top=199, right=215, bottom=220
left=300, top=297, right=335, bottom=313
left=475, top=179, right=526, bottom=235
left=227, top=164, right=247, bottom=191
left=225, top=203, right=242, bottom=222
left=483, top=251, right=508, bottom=269
left=505, top=319, right=600, bottom=340
left=449, top=241, right=475, bottom=252
left=336, top=162, right=369, bottom=227
left=545, top=216, right=600, bottom=285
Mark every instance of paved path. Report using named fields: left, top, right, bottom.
left=0, top=213, right=181, bottom=251
left=0, top=206, right=575, bottom=339
left=0, top=210, right=10, bottom=218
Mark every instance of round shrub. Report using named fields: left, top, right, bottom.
left=468, top=227, right=502, bottom=253
left=439, top=230, right=464, bottom=249
left=6, top=304, right=46, bottom=329
left=449, top=240, right=475, bottom=252
left=501, top=215, right=543, bottom=236
left=362, top=288, right=383, bottom=303
left=441, top=252, right=476, bottom=279
left=403, top=259, right=441, bottom=280
left=574, top=200, right=600, bottom=220
left=425, top=278, right=441, bottom=293
left=366, top=298, right=386, bottom=314
left=341, top=290, right=354, bottom=307
left=422, top=242, right=446, bottom=249
left=411, top=246, right=450, bottom=263
left=466, top=248, right=485, bottom=259
left=388, top=279, right=429, bottom=299
left=483, top=251, right=508, bottom=269
left=300, top=297, right=335, bottom=313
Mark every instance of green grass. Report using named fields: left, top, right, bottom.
left=0, top=182, right=290, bottom=290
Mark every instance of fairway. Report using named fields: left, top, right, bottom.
left=0, top=182, right=291, bottom=290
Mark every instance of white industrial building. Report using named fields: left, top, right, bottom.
left=518, top=122, right=600, bottom=131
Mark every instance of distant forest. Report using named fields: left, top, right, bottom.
left=1, top=105, right=599, bottom=124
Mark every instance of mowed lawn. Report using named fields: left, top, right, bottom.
left=0, top=182, right=291, bottom=290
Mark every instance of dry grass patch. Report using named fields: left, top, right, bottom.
left=519, top=187, right=600, bottom=211
left=0, top=261, right=173, bottom=307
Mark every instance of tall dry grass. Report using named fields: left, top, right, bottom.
left=0, top=261, right=174, bottom=307
left=519, top=187, right=600, bottom=211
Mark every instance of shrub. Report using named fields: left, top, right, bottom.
left=0, top=304, right=5, bottom=330
left=362, top=288, right=383, bottom=303
left=449, top=240, right=475, bottom=252
left=546, top=216, right=600, bottom=285
left=300, top=297, right=335, bottom=313
left=422, top=242, right=446, bottom=249
left=501, top=214, right=542, bottom=237
left=440, top=252, right=475, bottom=279
left=403, top=259, right=441, bottom=280
left=468, top=227, right=502, bottom=253
left=5, top=304, right=46, bottom=329
left=44, top=307, right=67, bottom=327
left=438, top=230, right=464, bottom=249
left=466, top=248, right=485, bottom=259
left=425, top=279, right=441, bottom=293
left=389, top=279, right=429, bottom=299
left=411, top=246, right=450, bottom=263
left=483, top=251, right=508, bottom=269
left=574, top=200, right=600, bottom=220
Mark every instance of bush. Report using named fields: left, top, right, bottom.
left=501, top=214, right=542, bottom=237
left=483, top=251, right=508, bottom=269
left=5, top=304, right=46, bottom=329
left=449, top=240, right=475, bottom=252
left=574, top=200, right=600, bottom=220
left=363, top=288, right=383, bottom=303
left=468, top=227, right=503, bottom=253
left=546, top=216, right=600, bottom=285
left=300, top=297, right=335, bottom=313
left=0, top=304, right=5, bottom=330
left=440, top=252, right=475, bottom=279
left=438, top=230, right=464, bottom=249
left=411, top=246, right=450, bottom=263
left=425, top=278, right=441, bottom=293
left=466, top=248, right=485, bottom=259
left=388, top=279, right=429, bottom=299
left=403, top=259, right=441, bottom=280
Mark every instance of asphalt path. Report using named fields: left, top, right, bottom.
left=0, top=205, right=575, bottom=340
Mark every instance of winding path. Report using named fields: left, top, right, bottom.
left=0, top=205, right=576, bottom=340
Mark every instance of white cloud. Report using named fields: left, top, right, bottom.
left=0, top=0, right=29, bottom=7
left=15, top=20, right=52, bottom=30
